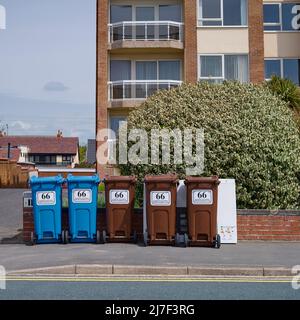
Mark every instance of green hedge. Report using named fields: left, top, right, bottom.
left=118, top=81, right=300, bottom=209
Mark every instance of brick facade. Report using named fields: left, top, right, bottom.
left=184, top=0, right=198, bottom=83
left=248, top=0, right=265, bottom=83
left=96, top=0, right=109, bottom=177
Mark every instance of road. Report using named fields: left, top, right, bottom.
left=0, top=276, right=299, bottom=300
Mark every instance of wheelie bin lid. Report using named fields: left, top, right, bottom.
left=185, top=176, right=220, bottom=185
left=144, top=174, right=178, bottom=184
left=66, top=174, right=100, bottom=184
left=30, top=175, right=65, bottom=185
left=67, top=174, right=100, bottom=184
left=103, top=175, right=136, bottom=183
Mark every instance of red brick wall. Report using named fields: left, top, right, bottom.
left=237, top=214, right=300, bottom=241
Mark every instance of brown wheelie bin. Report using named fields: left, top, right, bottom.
left=144, top=174, right=178, bottom=246
left=103, top=176, right=137, bottom=243
left=185, top=176, right=221, bottom=248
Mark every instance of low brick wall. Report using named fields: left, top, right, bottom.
left=237, top=210, right=300, bottom=241
left=23, top=204, right=300, bottom=243
left=23, top=206, right=143, bottom=243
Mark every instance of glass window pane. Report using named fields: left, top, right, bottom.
left=223, top=0, right=247, bottom=26
left=263, top=4, right=280, bottom=23
left=110, top=117, right=127, bottom=136
left=264, top=25, right=281, bottom=31
left=200, top=0, right=221, bottom=18
left=282, top=3, right=300, bottom=31
left=159, top=5, right=182, bottom=22
left=110, top=60, right=131, bottom=81
left=225, top=55, right=248, bottom=82
left=283, top=59, right=300, bottom=85
left=159, top=61, right=181, bottom=80
left=136, top=61, right=157, bottom=80
left=200, top=56, right=223, bottom=77
left=110, top=5, right=132, bottom=23
left=202, top=20, right=222, bottom=26
left=136, top=7, right=155, bottom=21
left=264, top=60, right=281, bottom=79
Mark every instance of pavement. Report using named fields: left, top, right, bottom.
left=0, top=189, right=25, bottom=244
left=0, top=242, right=299, bottom=276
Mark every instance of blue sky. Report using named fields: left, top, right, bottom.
left=0, top=0, right=96, bottom=144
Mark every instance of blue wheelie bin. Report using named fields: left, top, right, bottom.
left=65, top=174, right=100, bottom=243
left=30, top=175, right=64, bottom=245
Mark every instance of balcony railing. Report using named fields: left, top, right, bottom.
left=108, top=21, right=184, bottom=43
left=108, top=80, right=182, bottom=101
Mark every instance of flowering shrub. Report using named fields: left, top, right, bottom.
left=118, top=81, right=300, bottom=209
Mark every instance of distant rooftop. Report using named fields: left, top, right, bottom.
left=0, top=133, right=79, bottom=155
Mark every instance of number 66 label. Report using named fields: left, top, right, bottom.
left=192, top=190, right=213, bottom=205
left=72, top=189, right=92, bottom=203
left=150, top=191, right=171, bottom=206
left=109, top=190, right=129, bottom=204
left=36, top=191, right=56, bottom=206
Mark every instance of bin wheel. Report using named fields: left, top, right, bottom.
left=184, top=233, right=189, bottom=248
left=143, top=231, right=148, bottom=247
left=96, top=230, right=101, bottom=244
left=102, top=230, right=107, bottom=244
left=29, top=232, right=36, bottom=246
left=64, top=230, right=69, bottom=245
left=133, top=230, right=138, bottom=243
left=175, top=233, right=180, bottom=247
left=214, top=234, right=221, bottom=249
left=61, top=230, right=65, bottom=244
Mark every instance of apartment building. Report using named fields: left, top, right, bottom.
left=96, top=0, right=300, bottom=174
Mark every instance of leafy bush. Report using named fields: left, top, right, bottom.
left=118, top=81, right=300, bottom=209
left=266, top=75, right=300, bottom=111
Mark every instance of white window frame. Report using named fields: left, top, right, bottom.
left=198, top=53, right=249, bottom=82
left=198, top=0, right=248, bottom=27
left=263, top=2, right=300, bottom=33
left=265, top=58, right=300, bottom=82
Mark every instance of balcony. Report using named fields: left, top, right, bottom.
left=108, top=80, right=182, bottom=104
left=108, top=21, right=184, bottom=50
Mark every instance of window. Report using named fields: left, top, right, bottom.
left=109, top=116, right=127, bottom=138
left=265, top=59, right=300, bottom=85
left=159, top=61, right=181, bottom=80
left=159, top=4, right=182, bottom=22
left=199, top=54, right=249, bottom=83
left=198, top=0, right=248, bottom=26
left=264, top=3, right=300, bottom=31
left=110, top=5, right=132, bottom=23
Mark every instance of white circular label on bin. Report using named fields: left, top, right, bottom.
left=150, top=191, right=171, bottom=206
left=109, top=190, right=129, bottom=205
left=192, top=189, right=213, bottom=205
left=72, top=189, right=92, bottom=203
left=36, top=191, right=56, bottom=206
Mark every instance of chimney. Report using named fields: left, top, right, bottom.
left=57, top=130, right=63, bottom=138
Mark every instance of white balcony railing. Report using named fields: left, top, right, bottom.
left=108, top=80, right=182, bottom=101
left=108, top=21, right=184, bottom=43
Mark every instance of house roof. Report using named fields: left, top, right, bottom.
left=0, top=136, right=79, bottom=155
left=0, top=148, right=21, bottom=161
